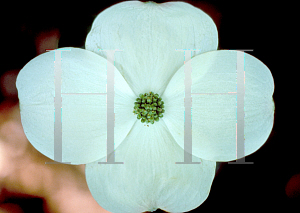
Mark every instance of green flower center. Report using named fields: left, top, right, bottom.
left=133, top=91, right=165, bottom=124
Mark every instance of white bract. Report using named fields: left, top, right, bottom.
left=16, top=1, right=274, bottom=212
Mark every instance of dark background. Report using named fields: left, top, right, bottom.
left=0, top=0, right=293, bottom=212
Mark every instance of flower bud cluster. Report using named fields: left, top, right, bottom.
left=133, top=92, right=165, bottom=124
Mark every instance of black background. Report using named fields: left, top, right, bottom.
left=0, top=0, right=292, bottom=212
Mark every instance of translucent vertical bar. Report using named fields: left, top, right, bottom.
left=46, top=49, right=71, bottom=164
left=54, top=50, right=62, bottom=162
left=106, top=50, right=116, bottom=162
left=229, top=50, right=253, bottom=164
left=236, top=51, right=245, bottom=159
left=176, top=50, right=200, bottom=164
left=99, top=49, right=123, bottom=164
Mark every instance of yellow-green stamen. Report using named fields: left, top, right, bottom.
left=133, top=91, right=165, bottom=124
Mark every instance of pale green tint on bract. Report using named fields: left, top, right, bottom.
left=85, top=0, right=220, bottom=212
left=86, top=120, right=216, bottom=213
left=16, top=47, right=136, bottom=164
left=85, top=1, right=218, bottom=97
left=163, top=50, right=275, bottom=162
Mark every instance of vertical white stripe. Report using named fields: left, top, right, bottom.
left=175, top=50, right=200, bottom=164
left=54, top=50, right=62, bottom=162
left=106, top=50, right=115, bottom=163
left=184, top=51, right=193, bottom=163
left=98, top=49, right=123, bottom=164
left=236, top=51, right=245, bottom=159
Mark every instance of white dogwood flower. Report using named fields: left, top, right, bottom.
left=16, top=1, right=274, bottom=212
